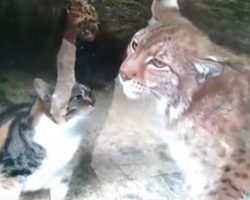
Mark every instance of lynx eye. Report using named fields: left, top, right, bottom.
left=149, top=58, right=167, bottom=68
left=131, top=39, right=138, bottom=51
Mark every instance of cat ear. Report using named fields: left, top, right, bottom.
left=150, top=0, right=179, bottom=24
left=192, top=56, right=223, bottom=83
left=34, top=78, right=53, bottom=101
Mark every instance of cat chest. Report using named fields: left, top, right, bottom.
left=22, top=116, right=82, bottom=191
left=33, top=115, right=82, bottom=163
left=34, top=129, right=82, bottom=168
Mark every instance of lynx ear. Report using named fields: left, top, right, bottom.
left=192, top=56, right=223, bottom=83
left=150, top=0, right=179, bottom=23
left=34, top=78, right=53, bottom=101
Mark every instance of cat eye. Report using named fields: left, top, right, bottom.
left=73, top=95, right=83, bottom=100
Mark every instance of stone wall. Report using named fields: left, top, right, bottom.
left=180, top=0, right=250, bottom=53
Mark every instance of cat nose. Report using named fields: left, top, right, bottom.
left=84, top=93, right=95, bottom=106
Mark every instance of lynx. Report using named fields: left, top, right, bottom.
left=119, top=0, right=250, bottom=199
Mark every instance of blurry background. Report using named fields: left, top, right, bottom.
left=0, top=0, right=249, bottom=110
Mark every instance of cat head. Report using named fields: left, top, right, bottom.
left=119, top=0, right=222, bottom=122
left=32, top=78, right=94, bottom=123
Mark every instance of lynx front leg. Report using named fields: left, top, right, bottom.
left=194, top=181, right=248, bottom=200
left=196, top=192, right=241, bottom=200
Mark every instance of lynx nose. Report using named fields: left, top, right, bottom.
left=119, top=55, right=146, bottom=83
left=119, top=63, right=139, bottom=81
left=119, top=70, right=131, bottom=81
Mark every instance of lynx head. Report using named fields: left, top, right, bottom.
left=119, top=0, right=222, bottom=122
left=33, top=78, right=94, bottom=123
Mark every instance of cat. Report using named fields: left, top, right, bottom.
left=0, top=78, right=94, bottom=200
left=119, top=0, right=250, bottom=199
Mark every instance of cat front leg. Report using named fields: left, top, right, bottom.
left=50, top=181, right=70, bottom=200
left=50, top=172, right=73, bottom=200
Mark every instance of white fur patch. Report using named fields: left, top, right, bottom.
left=156, top=97, right=189, bottom=123
left=194, top=63, right=210, bottom=75
left=148, top=17, right=158, bottom=25
left=205, top=55, right=220, bottom=62
left=156, top=98, right=168, bottom=115
left=0, top=181, right=21, bottom=200
left=50, top=182, right=70, bottom=200
left=168, top=139, right=207, bottom=196
left=119, top=75, right=149, bottom=99
left=161, top=0, right=179, bottom=9
left=160, top=120, right=208, bottom=197
left=22, top=114, right=83, bottom=192
left=170, top=98, right=190, bottom=122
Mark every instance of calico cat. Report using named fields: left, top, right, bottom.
left=119, top=0, right=250, bottom=199
left=0, top=78, right=94, bottom=200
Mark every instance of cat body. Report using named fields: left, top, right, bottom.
left=0, top=79, right=94, bottom=200
left=119, top=0, right=250, bottom=199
